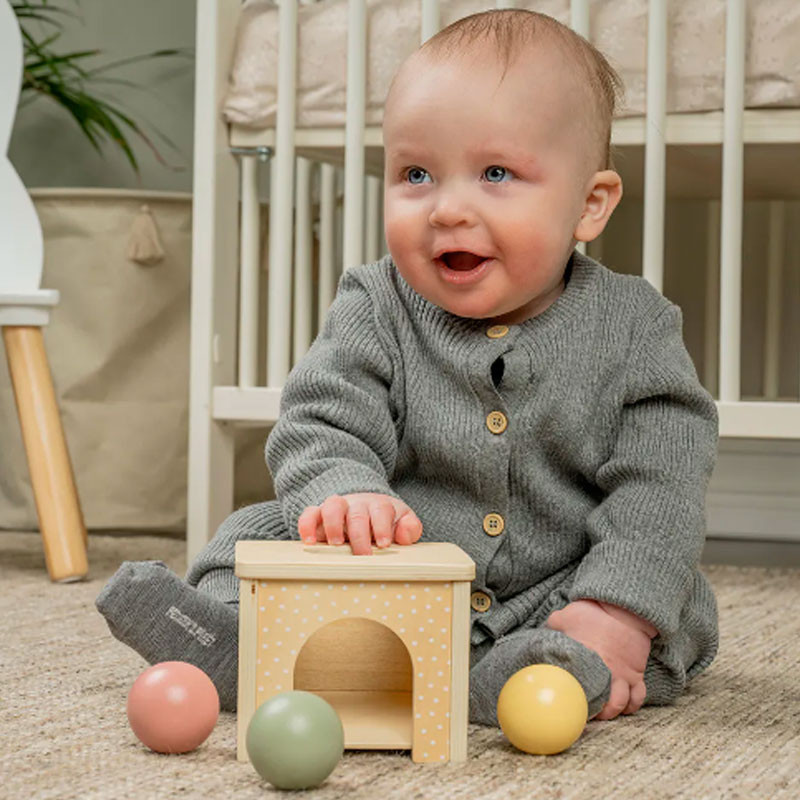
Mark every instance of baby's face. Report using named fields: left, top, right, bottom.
left=383, top=46, right=606, bottom=324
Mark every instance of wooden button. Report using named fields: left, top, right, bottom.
left=483, top=513, right=505, bottom=536
left=486, top=325, right=509, bottom=339
left=486, top=411, right=508, bottom=434
left=471, top=591, right=492, bottom=612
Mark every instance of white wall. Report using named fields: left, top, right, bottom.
left=9, top=0, right=195, bottom=192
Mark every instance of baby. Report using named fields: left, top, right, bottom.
left=97, top=9, right=719, bottom=726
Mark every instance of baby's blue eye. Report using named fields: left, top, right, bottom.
left=485, top=165, right=510, bottom=183
left=405, top=167, right=431, bottom=185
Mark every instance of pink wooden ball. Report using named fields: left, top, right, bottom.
left=126, top=661, right=220, bottom=754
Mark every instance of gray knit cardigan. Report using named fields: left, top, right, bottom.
left=258, top=251, right=719, bottom=650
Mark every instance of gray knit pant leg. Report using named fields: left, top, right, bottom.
left=467, top=625, right=701, bottom=727
left=643, top=571, right=719, bottom=706
left=468, top=570, right=719, bottom=727
left=94, top=501, right=292, bottom=712
left=186, top=500, right=294, bottom=603
left=468, top=627, right=613, bottom=726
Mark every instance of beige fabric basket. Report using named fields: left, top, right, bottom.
left=0, top=189, right=272, bottom=533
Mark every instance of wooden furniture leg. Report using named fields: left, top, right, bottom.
left=3, top=325, right=88, bottom=582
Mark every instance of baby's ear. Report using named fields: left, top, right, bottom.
left=574, top=170, right=623, bottom=243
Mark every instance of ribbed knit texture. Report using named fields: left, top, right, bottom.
left=188, top=250, right=720, bottom=701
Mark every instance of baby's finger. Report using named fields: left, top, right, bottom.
left=297, top=506, right=322, bottom=545
left=312, top=522, right=328, bottom=542
left=594, top=678, right=630, bottom=721
left=394, top=512, right=423, bottom=545
left=369, top=501, right=395, bottom=548
left=320, top=495, right=348, bottom=546
left=345, top=499, right=373, bottom=555
left=622, top=681, right=647, bottom=715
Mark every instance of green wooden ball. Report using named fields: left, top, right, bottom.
left=246, top=691, right=344, bottom=790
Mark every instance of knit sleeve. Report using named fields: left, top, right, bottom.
left=264, top=268, right=403, bottom=538
left=566, top=303, right=719, bottom=637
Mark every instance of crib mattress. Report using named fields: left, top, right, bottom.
left=223, top=0, right=800, bottom=131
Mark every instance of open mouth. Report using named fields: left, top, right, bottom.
left=437, top=251, right=489, bottom=271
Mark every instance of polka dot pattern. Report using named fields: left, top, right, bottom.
left=255, top=579, right=453, bottom=763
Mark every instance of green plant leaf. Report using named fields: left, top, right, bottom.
left=14, top=0, right=189, bottom=174
left=85, top=47, right=192, bottom=77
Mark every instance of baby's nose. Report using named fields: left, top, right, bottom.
left=428, top=191, right=476, bottom=228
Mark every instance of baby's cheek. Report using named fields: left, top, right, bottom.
left=384, top=221, right=420, bottom=270
left=384, top=208, right=410, bottom=244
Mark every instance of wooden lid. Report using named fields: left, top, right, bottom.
left=235, top=541, right=475, bottom=581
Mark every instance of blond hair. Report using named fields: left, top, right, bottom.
left=417, top=9, right=623, bottom=171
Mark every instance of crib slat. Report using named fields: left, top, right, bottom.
left=380, top=209, right=389, bottom=261
left=570, top=0, right=589, bottom=37
left=365, top=176, right=381, bottom=265
left=764, top=201, right=785, bottom=400
left=343, top=0, right=366, bottom=271
left=293, top=157, right=314, bottom=365
left=421, top=0, right=440, bottom=42
left=642, top=0, right=667, bottom=291
left=267, top=0, right=298, bottom=386
left=704, top=201, right=721, bottom=397
left=588, top=234, right=603, bottom=264
left=238, top=155, right=260, bottom=388
left=318, top=163, right=337, bottom=332
left=187, top=0, right=240, bottom=560
left=719, top=0, right=746, bottom=403
left=570, top=0, right=590, bottom=257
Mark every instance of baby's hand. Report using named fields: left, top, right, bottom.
left=297, top=493, right=423, bottom=555
left=545, top=599, right=657, bottom=720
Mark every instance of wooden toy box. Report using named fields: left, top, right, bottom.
left=235, top=541, right=476, bottom=763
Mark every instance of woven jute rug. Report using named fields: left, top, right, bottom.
left=2, top=531, right=799, bottom=800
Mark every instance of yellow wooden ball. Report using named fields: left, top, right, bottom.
left=496, top=664, right=588, bottom=755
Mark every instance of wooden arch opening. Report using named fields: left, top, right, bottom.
left=293, top=617, right=414, bottom=749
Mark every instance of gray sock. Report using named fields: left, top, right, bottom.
left=469, top=627, right=612, bottom=726
left=95, top=561, right=238, bottom=711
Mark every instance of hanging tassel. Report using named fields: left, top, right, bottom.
left=126, top=204, right=165, bottom=265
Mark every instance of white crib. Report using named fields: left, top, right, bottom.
left=187, top=0, right=800, bottom=562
